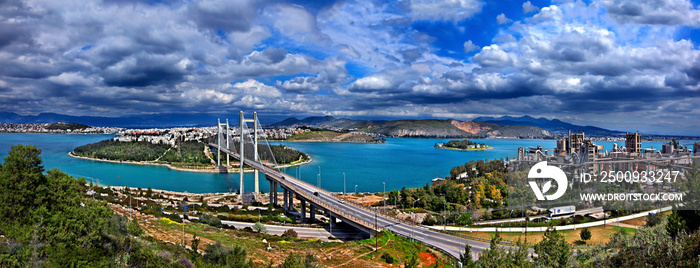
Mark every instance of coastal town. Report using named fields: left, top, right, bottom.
left=0, top=122, right=121, bottom=134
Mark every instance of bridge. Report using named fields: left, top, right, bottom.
left=209, top=112, right=502, bottom=260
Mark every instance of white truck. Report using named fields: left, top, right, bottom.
left=548, top=205, right=576, bottom=217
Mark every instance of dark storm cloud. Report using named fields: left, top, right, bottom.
left=602, top=0, right=700, bottom=26
left=248, top=47, right=288, bottom=64
left=102, top=54, right=191, bottom=87
left=187, top=1, right=255, bottom=32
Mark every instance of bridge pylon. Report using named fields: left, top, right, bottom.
left=217, top=112, right=260, bottom=203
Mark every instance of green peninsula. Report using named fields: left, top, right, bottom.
left=435, top=139, right=492, bottom=150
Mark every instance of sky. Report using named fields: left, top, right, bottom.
left=0, top=0, right=699, bottom=135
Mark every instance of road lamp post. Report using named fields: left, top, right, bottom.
left=343, top=172, right=346, bottom=196
left=440, top=194, right=446, bottom=231
left=412, top=198, right=421, bottom=241
left=508, top=209, right=514, bottom=227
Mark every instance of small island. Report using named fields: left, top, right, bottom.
left=435, top=139, right=492, bottom=151
left=285, top=129, right=386, bottom=143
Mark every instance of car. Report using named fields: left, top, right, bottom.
left=313, top=192, right=319, bottom=196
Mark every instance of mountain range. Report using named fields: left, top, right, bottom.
left=471, top=115, right=623, bottom=135
left=0, top=112, right=622, bottom=137
left=268, top=116, right=556, bottom=138
left=0, top=112, right=251, bottom=128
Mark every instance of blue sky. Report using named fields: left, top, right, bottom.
left=0, top=0, right=699, bottom=135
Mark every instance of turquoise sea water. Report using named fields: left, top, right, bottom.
left=0, top=133, right=675, bottom=193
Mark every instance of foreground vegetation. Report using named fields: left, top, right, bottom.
left=1, top=144, right=453, bottom=267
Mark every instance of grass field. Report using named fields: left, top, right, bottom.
left=458, top=224, right=638, bottom=246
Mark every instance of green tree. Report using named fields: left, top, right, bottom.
left=282, top=254, right=302, bottom=268
left=667, top=209, right=686, bottom=238
left=580, top=228, right=592, bottom=244
left=456, top=213, right=473, bottom=226
left=477, top=232, right=510, bottom=268
left=534, top=227, right=571, bottom=267
left=0, top=144, right=47, bottom=238
left=459, top=242, right=476, bottom=268
left=191, top=233, right=200, bottom=255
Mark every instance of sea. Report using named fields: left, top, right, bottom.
left=0, top=133, right=678, bottom=193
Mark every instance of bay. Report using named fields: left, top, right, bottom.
left=0, top=133, right=673, bottom=193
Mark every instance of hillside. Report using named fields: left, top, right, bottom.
left=472, top=115, right=622, bottom=136
left=287, top=130, right=385, bottom=143
left=267, top=115, right=360, bottom=130
left=45, top=122, right=91, bottom=130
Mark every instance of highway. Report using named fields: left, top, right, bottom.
left=211, top=143, right=527, bottom=259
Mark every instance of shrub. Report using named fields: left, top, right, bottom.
left=253, top=222, right=267, bottom=233
left=282, top=229, right=298, bottom=238
left=199, top=213, right=222, bottom=228
left=381, top=252, right=394, bottom=264
left=167, top=213, right=182, bottom=223
left=422, top=214, right=438, bottom=225
left=127, top=219, right=144, bottom=236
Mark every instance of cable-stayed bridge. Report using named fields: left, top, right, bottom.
left=209, top=112, right=502, bottom=260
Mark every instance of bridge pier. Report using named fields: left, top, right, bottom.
left=300, top=199, right=306, bottom=222
left=309, top=204, right=315, bottom=223
left=329, top=214, right=336, bottom=228
left=282, top=188, right=288, bottom=210
left=274, top=181, right=278, bottom=205
left=287, top=191, right=294, bottom=211
left=268, top=180, right=273, bottom=205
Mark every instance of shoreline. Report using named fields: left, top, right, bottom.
left=68, top=152, right=312, bottom=173
left=275, top=139, right=385, bottom=143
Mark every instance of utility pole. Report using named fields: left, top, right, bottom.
left=383, top=182, right=386, bottom=213
left=183, top=203, right=187, bottom=248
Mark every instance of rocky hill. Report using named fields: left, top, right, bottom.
left=286, top=130, right=385, bottom=143
left=349, top=119, right=552, bottom=138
